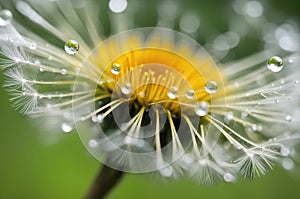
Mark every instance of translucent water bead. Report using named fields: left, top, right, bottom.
left=195, top=101, right=210, bottom=116
left=205, top=81, right=218, bottom=94
left=64, top=40, right=79, bottom=55
left=0, top=9, right=13, bottom=27
left=267, top=56, right=283, bottom=72
left=111, top=63, right=121, bottom=75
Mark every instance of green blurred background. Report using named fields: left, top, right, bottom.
left=1, top=0, right=300, bottom=198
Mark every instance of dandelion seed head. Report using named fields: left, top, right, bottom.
left=1, top=0, right=300, bottom=184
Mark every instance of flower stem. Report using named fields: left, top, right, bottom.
left=84, top=165, right=124, bottom=199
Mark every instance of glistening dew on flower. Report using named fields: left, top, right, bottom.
left=1, top=0, right=300, bottom=186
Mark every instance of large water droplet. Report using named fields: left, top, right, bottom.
left=64, top=40, right=79, bottom=55
left=61, top=123, right=73, bottom=133
left=205, top=81, right=218, bottom=94
left=0, top=9, right=13, bottom=27
left=195, top=101, right=210, bottom=116
left=111, top=63, right=121, bottom=75
left=267, top=56, right=283, bottom=72
left=167, top=86, right=178, bottom=99
left=121, top=82, right=132, bottom=95
left=109, top=0, right=128, bottom=13
left=185, top=89, right=195, bottom=99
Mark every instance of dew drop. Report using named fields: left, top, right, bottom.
left=241, top=110, right=249, bottom=119
left=39, top=66, right=45, bottom=72
left=185, top=89, right=195, bottom=99
left=285, top=115, right=292, bottom=122
left=205, top=81, right=218, bottom=94
left=280, top=146, right=290, bottom=157
left=121, top=82, right=132, bottom=95
left=282, top=158, right=294, bottom=170
left=110, top=63, right=121, bottom=75
left=167, top=86, right=178, bottom=99
left=28, top=42, right=37, bottom=50
left=61, top=69, right=67, bottom=75
left=159, top=165, right=173, bottom=177
left=97, top=114, right=104, bottom=123
left=223, top=173, right=236, bottom=182
left=91, top=115, right=98, bottom=123
left=182, top=154, right=194, bottom=164
left=61, top=123, right=73, bottom=133
left=88, top=139, right=98, bottom=148
left=251, top=124, right=258, bottom=131
left=226, top=111, right=234, bottom=121
left=198, top=159, right=207, bottom=165
left=138, top=91, right=145, bottom=98
left=64, top=40, right=79, bottom=55
left=195, top=101, right=210, bottom=116
left=267, top=56, right=283, bottom=72
left=109, top=0, right=128, bottom=13
left=0, top=9, right=13, bottom=27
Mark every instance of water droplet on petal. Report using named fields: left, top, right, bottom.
left=167, top=86, right=178, bottom=99
left=0, top=9, right=13, bottom=27
left=121, top=82, right=132, bottom=95
left=111, top=63, right=121, bottom=75
left=267, top=56, right=283, bottom=72
left=64, top=40, right=79, bottom=55
left=185, top=89, right=195, bottom=99
left=205, top=81, right=218, bottom=94
left=195, top=101, right=210, bottom=116
left=223, top=173, right=236, bottom=182
left=61, top=123, right=73, bottom=133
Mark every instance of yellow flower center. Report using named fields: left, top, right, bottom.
left=93, top=29, right=225, bottom=114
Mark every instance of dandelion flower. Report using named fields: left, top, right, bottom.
left=1, top=0, right=300, bottom=197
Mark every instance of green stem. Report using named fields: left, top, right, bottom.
left=84, top=165, right=124, bottom=199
